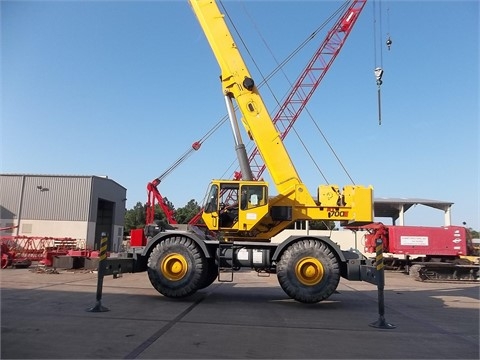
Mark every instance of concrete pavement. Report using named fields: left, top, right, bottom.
left=1, top=267, right=479, bottom=359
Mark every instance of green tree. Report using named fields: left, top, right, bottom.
left=468, top=228, right=479, bottom=239
left=124, top=201, right=177, bottom=234
left=175, top=199, right=201, bottom=224
left=154, top=204, right=169, bottom=223
left=287, top=220, right=335, bottom=230
left=155, top=198, right=175, bottom=222
left=124, top=202, right=146, bottom=234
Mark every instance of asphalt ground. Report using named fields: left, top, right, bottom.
left=1, top=266, right=479, bottom=359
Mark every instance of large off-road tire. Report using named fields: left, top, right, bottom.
left=147, top=236, right=208, bottom=298
left=277, top=239, right=340, bottom=303
left=199, top=258, right=218, bottom=289
left=1, top=244, right=12, bottom=269
left=1, top=254, right=11, bottom=269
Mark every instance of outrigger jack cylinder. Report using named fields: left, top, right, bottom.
left=87, top=234, right=110, bottom=313
left=369, top=238, right=396, bottom=329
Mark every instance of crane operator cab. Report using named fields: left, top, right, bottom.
left=202, top=180, right=269, bottom=232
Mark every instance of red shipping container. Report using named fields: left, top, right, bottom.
left=383, top=226, right=468, bottom=256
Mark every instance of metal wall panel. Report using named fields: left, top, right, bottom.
left=1, top=174, right=126, bottom=229
left=21, top=176, right=92, bottom=221
left=0, top=175, right=24, bottom=220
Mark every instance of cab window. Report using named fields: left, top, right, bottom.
left=204, top=184, right=218, bottom=214
left=240, top=185, right=267, bottom=210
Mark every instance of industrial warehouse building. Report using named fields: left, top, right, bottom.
left=0, top=174, right=126, bottom=252
left=0, top=174, right=455, bottom=256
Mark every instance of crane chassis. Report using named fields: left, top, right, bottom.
left=123, top=230, right=378, bottom=304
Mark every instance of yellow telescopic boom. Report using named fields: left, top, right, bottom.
left=190, top=0, right=373, bottom=239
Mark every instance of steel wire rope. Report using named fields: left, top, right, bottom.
left=373, top=0, right=384, bottom=69
left=157, top=1, right=341, bottom=182
left=306, top=115, right=356, bottom=184
left=220, top=0, right=331, bottom=120
left=386, top=6, right=391, bottom=42
left=373, top=0, right=378, bottom=68
left=372, top=0, right=385, bottom=125
left=225, top=0, right=355, bottom=184
left=378, top=0, right=383, bottom=68
left=379, top=0, right=384, bottom=66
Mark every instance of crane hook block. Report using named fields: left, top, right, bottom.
left=374, top=67, right=384, bottom=86
left=243, top=77, right=255, bottom=91
left=386, top=37, right=392, bottom=51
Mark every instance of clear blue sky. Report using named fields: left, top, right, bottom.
left=2, top=1, right=478, bottom=230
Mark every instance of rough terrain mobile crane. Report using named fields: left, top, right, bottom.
left=123, top=0, right=378, bottom=303
left=141, top=0, right=367, bottom=233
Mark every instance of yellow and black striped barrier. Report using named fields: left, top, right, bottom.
left=369, top=238, right=396, bottom=329
left=87, top=234, right=110, bottom=312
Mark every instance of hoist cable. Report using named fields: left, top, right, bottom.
left=387, top=6, right=391, bottom=38
left=157, top=2, right=330, bottom=182
left=224, top=0, right=355, bottom=184
left=373, top=0, right=386, bottom=67
left=305, top=108, right=356, bottom=184
left=221, top=1, right=278, bottom=108
left=156, top=149, right=195, bottom=181
left=372, top=0, right=384, bottom=125
left=290, top=126, right=330, bottom=184
left=231, top=1, right=349, bottom=109
left=379, top=0, right=384, bottom=66
left=159, top=1, right=353, bottom=183
left=372, top=0, right=378, bottom=68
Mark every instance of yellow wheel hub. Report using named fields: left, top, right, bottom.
left=295, top=257, right=324, bottom=286
left=161, top=253, right=188, bottom=281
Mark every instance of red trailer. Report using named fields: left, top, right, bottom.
left=349, top=223, right=479, bottom=282
left=364, top=225, right=472, bottom=257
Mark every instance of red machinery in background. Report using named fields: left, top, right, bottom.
left=0, top=235, right=83, bottom=269
left=348, top=223, right=479, bottom=281
left=0, top=225, right=100, bottom=269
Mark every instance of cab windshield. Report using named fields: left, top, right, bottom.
left=203, top=184, right=218, bottom=214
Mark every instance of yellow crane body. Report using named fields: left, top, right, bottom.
left=126, top=0, right=380, bottom=305
left=191, top=0, right=373, bottom=240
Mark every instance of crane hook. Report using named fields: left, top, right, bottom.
left=374, top=67, right=384, bottom=86
left=374, top=67, right=384, bottom=125
left=386, top=36, right=392, bottom=51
